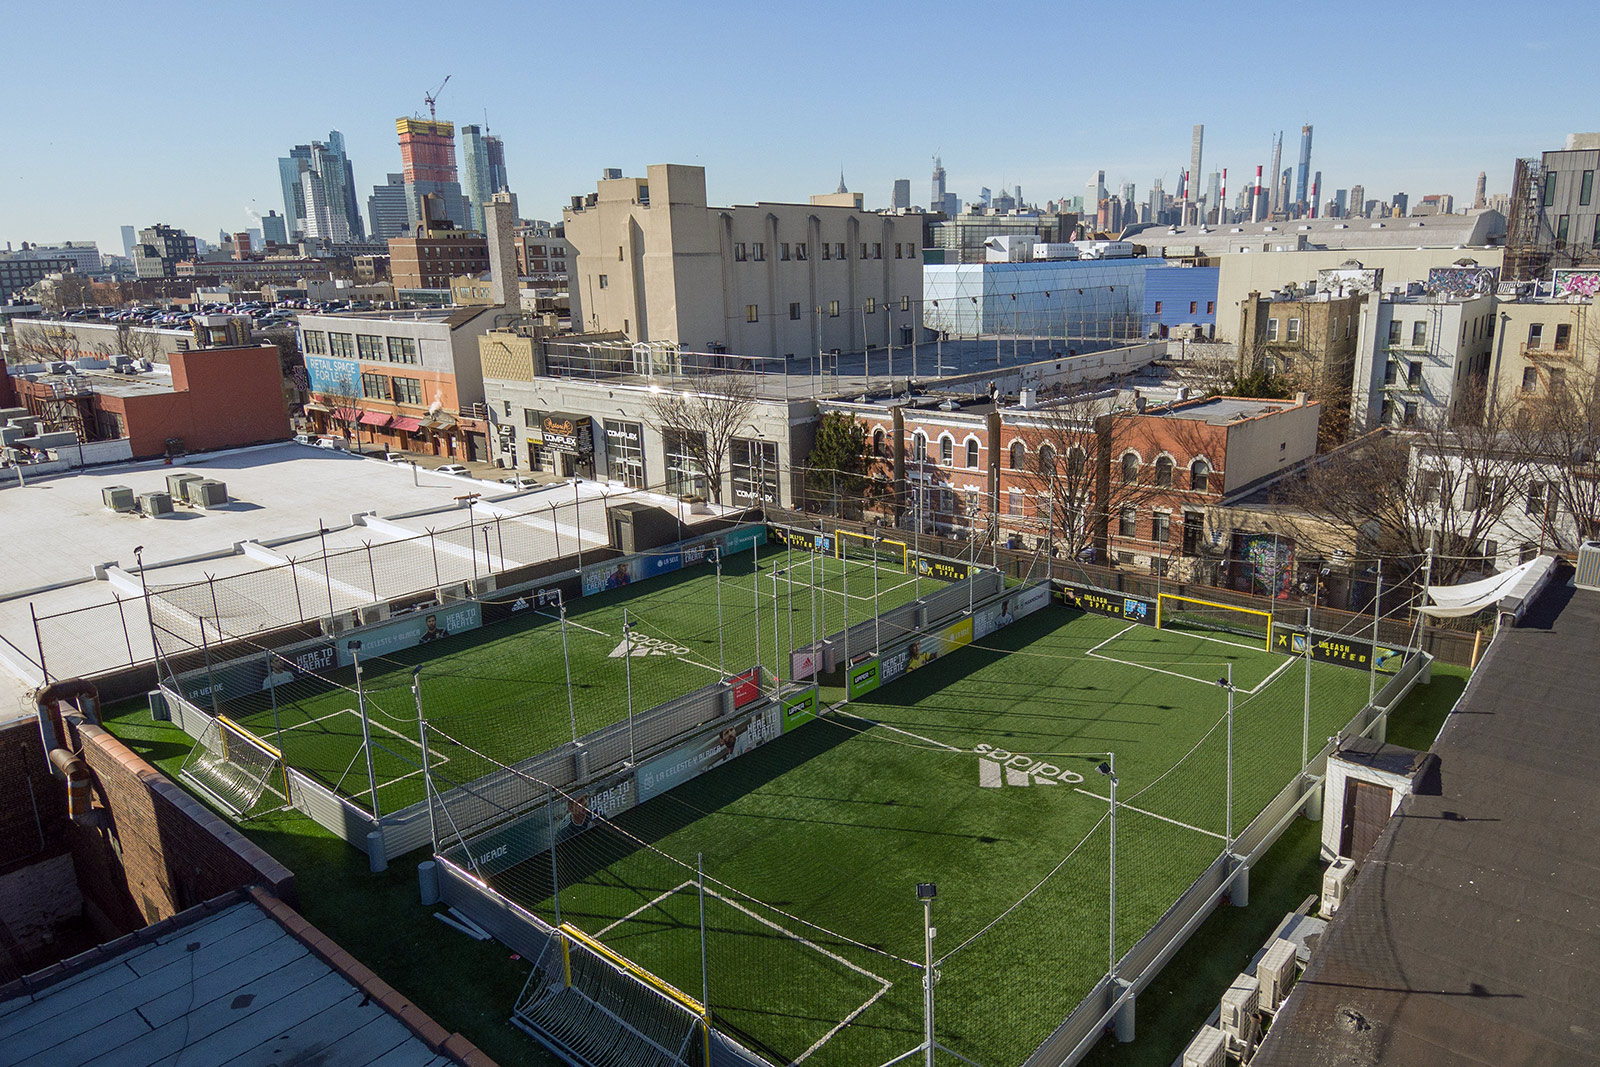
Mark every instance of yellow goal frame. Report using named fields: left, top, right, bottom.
left=1155, top=592, right=1273, bottom=649
left=559, top=921, right=712, bottom=1061
left=834, top=529, right=909, bottom=572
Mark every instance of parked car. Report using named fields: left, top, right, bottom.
left=434, top=464, right=470, bottom=476
left=384, top=452, right=409, bottom=463
left=315, top=437, right=345, bottom=450
left=292, top=433, right=313, bottom=445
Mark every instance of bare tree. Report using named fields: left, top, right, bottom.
left=10, top=321, right=78, bottom=365
left=1520, top=361, right=1600, bottom=544
left=644, top=374, right=759, bottom=504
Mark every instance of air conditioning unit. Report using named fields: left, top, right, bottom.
left=470, top=575, right=497, bottom=596
left=1220, top=973, right=1261, bottom=1055
left=1258, top=937, right=1299, bottom=1012
left=1575, top=540, right=1600, bottom=592
left=437, top=582, right=468, bottom=602
left=102, top=485, right=136, bottom=512
left=1181, top=1025, right=1226, bottom=1067
left=138, top=491, right=172, bottom=516
left=188, top=478, right=228, bottom=508
left=1321, top=857, right=1356, bottom=918
left=166, top=471, right=203, bottom=500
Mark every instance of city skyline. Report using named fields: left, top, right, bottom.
left=2, top=0, right=1596, bottom=253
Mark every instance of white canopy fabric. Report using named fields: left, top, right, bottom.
left=1420, top=556, right=1547, bottom=617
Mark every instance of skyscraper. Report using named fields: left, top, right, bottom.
left=1474, top=171, right=1488, bottom=210
left=486, top=135, right=513, bottom=219
left=1311, top=171, right=1322, bottom=218
left=1086, top=170, right=1106, bottom=220
left=931, top=155, right=946, bottom=210
left=1268, top=132, right=1283, bottom=217
left=261, top=211, right=287, bottom=245
left=1333, top=189, right=1348, bottom=218
left=461, top=124, right=491, bottom=231
left=368, top=174, right=411, bottom=241
left=1349, top=184, right=1365, bottom=219
left=119, top=225, right=136, bottom=260
left=278, top=132, right=364, bottom=241
left=1294, top=125, right=1313, bottom=216
left=1189, top=125, right=1204, bottom=222
left=892, top=179, right=911, bottom=210
left=396, top=117, right=470, bottom=231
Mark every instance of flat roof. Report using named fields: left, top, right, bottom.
left=1254, top=573, right=1600, bottom=1066
left=0, top=892, right=468, bottom=1067
left=1157, top=396, right=1306, bottom=424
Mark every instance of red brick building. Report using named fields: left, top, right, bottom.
left=7, top=346, right=290, bottom=458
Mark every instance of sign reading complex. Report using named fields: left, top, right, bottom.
left=541, top=414, right=593, bottom=455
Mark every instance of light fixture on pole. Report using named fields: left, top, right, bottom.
left=1097, top=758, right=1119, bottom=976
left=877, top=882, right=981, bottom=1067
left=1217, top=669, right=1234, bottom=848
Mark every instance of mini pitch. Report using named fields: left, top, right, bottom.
left=211, top=542, right=931, bottom=814
left=484, top=606, right=1375, bottom=1067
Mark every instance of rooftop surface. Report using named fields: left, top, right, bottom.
left=1125, top=210, right=1506, bottom=254
left=1254, top=573, right=1600, bottom=1066
left=0, top=892, right=470, bottom=1067
left=1158, top=395, right=1305, bottom=423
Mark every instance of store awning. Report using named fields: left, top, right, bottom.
left=359, top=411, right=393, bottom=428
left=390, top=416, right=423, bottom=433
left=303, top=402, right=330, bottom=413
left=332, top=407, right=360, bottom=422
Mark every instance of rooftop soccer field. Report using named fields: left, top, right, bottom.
left=211, top=540, right=933, bottom=814
left=471, top=605, right=1374, bottom=1067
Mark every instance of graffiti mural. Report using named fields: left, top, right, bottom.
left=1234, top=533, right=1293, bottom=598
left=1552, top=269, right=1600, bottom=299
left=1426, top=265, right=1500, bottom=297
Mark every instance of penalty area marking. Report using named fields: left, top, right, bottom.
left=1089, top=624, right=1293, bottom=695
left=597, top=880, right=698, bottom=938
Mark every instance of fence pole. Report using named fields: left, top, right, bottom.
left=29, top=603, right=49, bottom=682
left=116, top=595, right=135, bottom=667
left=288, top=558, right=305, bottom=622
left=495, top=515, right=505, bottom=573
left=547, top=790, right=562, bottom=928
left=752, top=539, right=762, bottom=677
left=1370, top=568, right=1382, bottom=705
left=551, top=503, right=562, bottom=559
left=134, top=547, right=157, bottom=685
left=429, top=529, right=441, bottom=589
left=414, top=668, right=437, bottom=850
left=269, top=653, right=286, bottom=762
left=1303, top=605, right=1313, bottom=769
left=366, top=543, right=379, bottom=602
left=319, top=525, right=337, bottom=617
left=352, top=645, right=383, bottom=820
left=1224, top=664, right=1234, bottom=849
left=697, top=852, right=711, bottom=1028
left=872, top=536, right=881, bottom=651
left=715, top=554, right=726, bottom=677
left=574, top=481, right=584, bottom=569
left=622, top=609, right=636, bottom=766
left=770, top=571, right=781, bottom=688
left=841, top=548, right=851, bottom=670
left=559, top=593, right=578, bottom=744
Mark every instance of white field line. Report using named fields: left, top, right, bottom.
left=1244, top=654, right=1297, bottom=696
left=1089, top=624, right=1293, bottom=694
left=1072, top=788, right=1227, bottom=841
left=597, top=881, right=697, bottom=938
left=872, top=721, right=962, bottom=751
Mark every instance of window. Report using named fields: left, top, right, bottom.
left=1556, top=323, right=1572, bottom=350
left=1154, top=301, right=1163, bottom=314
left=1411, top=321, right=1427, bottom=347
left=939, top=435, right=954, bottom=466
left=1266, top=318, right=1279, bottom=341
left=872, top=243, right=882, bottom=259
left=835, top=242, right=846, bottom=259
left=965, top=439, right=979, bottom=468
left=618, top=245, right=624, bottom=261
left=1190, top=458, right=1209, bottom=492
left=1189, top=301, right=1198, bottom=315
left=357, top=334, right=382, bottom=361
left=523, top=408, right=542, bottom=429
left=1037, top=443, right=1058, bottom=475
left=864, top=297, right=876, bottom=314
left=731, top=438, right=778, bottom=503
left=789, top=302, right=801, bottom=321
left=607, top=420, right=646, bottom=489
left=909, top=245, right=918, bottom=259
left=328, top=333, right=355, bottom=359
left=828, top=300, right=840, bottom=317
left=780, top=243, right=790, bottom=261
left=1119, top=507, right=1136, bottom=538
left=1007, top=490, right=1022, bottom=516
left=302, top=330, right=327, bottom=355
left=796, top=243, right=808, bottom=260
left=745, top=304, right=759, bottom=323
left=1584, top=171, right=1595, bottom=206
left=1154, top=456, right=1174, bottom=487
left=895, top=243, right=904, bottom=259
left=392, top=376, right=423, bottom=405
left=1009, top=440, right=1027, bottom=470
left=360, top=372, right=389, bottom=400
left=1408, top=361, right=1423, bottom=386
left=1529, top=323, right=1544, bottom=347
left=860, top=243, right=869, bottom=260
left=1152, top=512, right=1170, bottom=544
left=598, top=274, right=608, bottom=289
left=1594, top=215, right=1600, bottom=246
left=1522, top=366, right=1539, bottom=392
left=1067, top=447, right=1086, bottom=478
left=1207, top=301, right=1215, bottom=315
left=751, top=243, right=764, bottom=262
left=821, top=243, right=832, bottom=260
left=1120, top=452, right=1139, bottom=484
left=664, top=430, right=707, bottom=498
left=1482, top=539, right=1499, bottom=566
left=1526, top=481, right=1546, bottom=517
left=1402, top=400, right=1418, bottom=425
left=1550, top=366, right=1567, bottom=392
left=911, top=431, right=927, bottom=463
left=1557, top=215, right=1571, bottom=247
left=734, top=243, right=747, bottom=262
left=1287, top=318, right=1302, bottom=342
left=1418, top=470, right=1441, bottom=506
left=901, top=296, right=911, bottom=312
left=872, top=428, right=888, bottom=457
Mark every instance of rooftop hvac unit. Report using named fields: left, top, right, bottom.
left=470, top=575, right=497, bottom=596
left=437, top=582, right=468, bottom=602
left=1321, top=857, right=1356, bottom=918
left=1575, top=540, right=1600, bottom=592
left=359, top=604, right=390, bottom=626
left=1181, top=1025, right=1226, bottom=1067
left=1220, top=973, right=1261, bottom=1055
left=102, top=486, right=136, bottom=513
left=166, top=471, right=203, bottom=500
left=1258, top=937, right=1299, bottom=1012
left=138, top=491, right=172, bottom=516
left=188, top=479, right=228, bottom=508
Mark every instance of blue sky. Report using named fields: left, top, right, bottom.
left=2, top=0, right=1595, bottom=254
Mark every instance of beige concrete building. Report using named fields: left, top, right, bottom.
left=1489, top=297, right=1596, bottom=406
left=563, top=164, right=923, bottom=360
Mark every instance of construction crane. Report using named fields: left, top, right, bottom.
left=423, top=74, right=451, bottom=120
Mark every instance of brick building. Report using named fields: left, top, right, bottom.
left=387, top=195, right=487, bottom=290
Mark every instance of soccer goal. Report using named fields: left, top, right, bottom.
left=835, top=529, right=908, bottom=572
left=513, top=923, right=711, bottom=1067
left=1156, top=592, right=1273, bottom=648
left=178, top=715, right=286, bottom=817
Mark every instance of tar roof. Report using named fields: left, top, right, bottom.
left=1254, top=573, right=1600, bottom=1066
left=0, top=893, right=465, bottom=1067
left=1158, top=396, right=1303, bottom=424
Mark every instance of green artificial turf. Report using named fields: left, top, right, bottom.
left=479, top=606, right=1375, bottom=1067
left=193, top=541, right=929, bottom=813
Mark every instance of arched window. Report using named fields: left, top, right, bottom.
left=1155, top=455, right=1174, bottom=487
left=1009, top=440, right=1027, bottom=470
left=965, top=438, right=979, bottom=468
left=1120, top=452, right=1140, bottom=485
left=1067, top=446, right=1086, bottom=478
left=939, top=435, right=954, bottom=466
left=872, top=428, right=886, bottom=457
left=912, top=431, right=927, bottom=463
left=1038, top=443, right=1058, bottom=474
left=1190, top=458, right=1210, bottom=492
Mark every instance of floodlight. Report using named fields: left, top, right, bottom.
left=1096, top=761, right=1111, bottom=776
left=916, top=882, right=937, bottom=900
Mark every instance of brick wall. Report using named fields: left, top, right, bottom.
left=63, top=719, right=294, bottom=935
left=0, top=718, right=67, bottom=877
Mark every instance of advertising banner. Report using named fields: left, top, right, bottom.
left=636, top=706, right=782, bottom=803
left=481, top=576, right=583, bottom=624
left=541, top=414, right=593, bottom=455
left=304, top=356, right=361, bottom=398
left=781, top=688, right=820, bottom=732
left=176, top=640, right=337, bottom=706
left=771, top=527, right=835, bottom=556
left=912, top=555, right=971, bottom=582
left=1270, top=624, right=1405, bottom=674
left=847, top=657, right=881, bottom=699
left=973, top=583, right=1052, bottom=640
left=1061, top=584, right=1154, bottom=625
left=462, top=769, right=636, bottom=878
left=790, top=645, right=819, bottom=681
left=336, top=602, right=482, bottom=666
left=880, top=616, right=974, bottom=685
left=722, top=524, right=767, bottom=555
left=728, top=666, right=763, bottom=709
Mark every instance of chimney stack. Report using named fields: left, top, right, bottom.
left=485, top=192, right=517, bottom=308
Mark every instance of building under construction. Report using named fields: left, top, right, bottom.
left=1504, top=133, right=1600, bottom=283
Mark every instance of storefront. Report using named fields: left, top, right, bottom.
left=542, top=413, right=595, bottom=479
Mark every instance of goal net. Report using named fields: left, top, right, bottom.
left=513, top=924, right=710, bottom=1067
left=835, top=529, right=908, bottom=572
left=178, top=715, right=285, bottom=817
left=1156, top=593, right=1273, bottom=648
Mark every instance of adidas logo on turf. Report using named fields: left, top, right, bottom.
left=975, top=745, right=1086, bottom=789
left=608, top=634, right=693, bottom=659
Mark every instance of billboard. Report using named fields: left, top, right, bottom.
left=336, top=602, right=483, bottom=666
left=1270, top=624, right=1404, bottom=674
left=847, top=658, right=880, bottom=699
left=636, top=705, right=782, bottom=803
left=781, top=688, right=819, bottom=732
left=728, top=666, right=763, bottom=709
left=1061, top=584, right=1154, bottom=624
left=541, top=414, right=593, bottom=455
left=790, top=644, right=819, bottom=681
left=912, top=555, right=971, bottom=582
left=481, top=576, right=583, bottom=624
left=304, top=356, right=361, bottom=398
left=771, top=526, right=835, bottom=556
left=973, top=583, right=1052, bottom=639
left=175, top=640, right=337, bottom=706
left=581, top=550, right=683, bottom=596
left=460, top=769, right=636, bottom=878
left=880, top=616, right=973, bottom=685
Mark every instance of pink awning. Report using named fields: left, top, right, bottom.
left=332, top=406, right=360, bottom=422
left=390, top=416, right=423, bottom=433
left=359, top=411, right=393, bottom=427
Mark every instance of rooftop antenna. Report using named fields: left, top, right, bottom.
left=423, top=74, right=451, bottom=120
